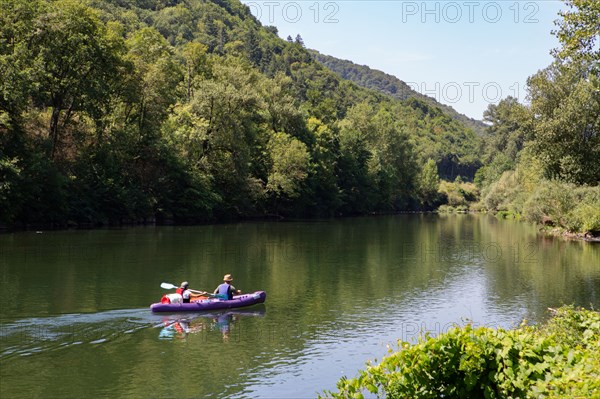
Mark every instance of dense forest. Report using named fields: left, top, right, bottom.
left=0, top=0, right=481, bottom=228
left=1, top=0, right=597, bottom=234
left=309, top=50, right=487, bottom=136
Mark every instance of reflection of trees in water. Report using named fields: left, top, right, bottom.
left=158, top=309, right=265, bottom=342
left=194, top=214, right=598, bottom=326
left=472, top=215, right=600, bottom=318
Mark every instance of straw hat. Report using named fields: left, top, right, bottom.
left=223, top=274, right=233, bottom=282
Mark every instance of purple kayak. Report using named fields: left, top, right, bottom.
left=150, top=291, right=266, bottom=313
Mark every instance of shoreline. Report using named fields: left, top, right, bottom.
left=2, top=211, right=598, bottom=243
left=438, top=208, right=600, bottom=243
left=541, top=226, right=600, bottom=243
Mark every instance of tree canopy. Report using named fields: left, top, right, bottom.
left=0, top=0, right=489, bottom=227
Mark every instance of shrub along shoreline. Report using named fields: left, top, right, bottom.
left=433, top=176, right=600, bottom=242
left=321, top=306, right=600, bottom=399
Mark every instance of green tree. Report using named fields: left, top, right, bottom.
left=552, top=0, right=600, bottom=65
left=337, top=103, right=376, bottom=213
left=266, top=132, right=310, bottom=200
left=368, top=107, right=417, bottom=209
left=0, top=0, right=42, bottom=127
left=26, top=0, right=125, bottom=157
left=259, top=72, right=307, bottom=141
left=419, top=158, right=440, bottom=208
left=305, top=117, right=341, bottom=215
left=181, top=42, right=210, bottom=101
left=476, top=97, right=534, bottom=188
left=126, top=27, right=183, bottom=136
left=527, top=0, right=600, bottom=184
left=165, top=59, right=264, bottom=216
left=482, top=97, right=533, bottom=164
left=528, top=63, right=600, bottom=184
left=154, top=4, right=194, bottom=45
left=244, top=26, right=263, bottom=66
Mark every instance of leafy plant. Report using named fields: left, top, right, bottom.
left=321, top=306, right=600, bottom=399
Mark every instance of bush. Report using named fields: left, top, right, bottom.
left=523, top=180, right=575, bottom=225
left=523, top=181, right=600, bottom=233
left=496, top=210, right=521, bottom=220
left=483, top=170, right=520, bottom=212
left=438, top=180, right=479, bottom=207
left=437, top=204, right=455, bottom=213
left=321, top=307, right=600, bottom=399
left=567, top=186, right=600, bottom=233
left=567, top=203, right=600, bottom=233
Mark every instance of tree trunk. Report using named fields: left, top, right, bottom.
left=49, top=106, right=61, bottom=159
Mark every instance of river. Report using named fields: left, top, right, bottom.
left=1, top=214, right=598, bottom=398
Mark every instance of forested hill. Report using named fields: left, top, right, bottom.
left=310, top=50, right=487, bottom=135
left=0, top=0, right=481, bottom=228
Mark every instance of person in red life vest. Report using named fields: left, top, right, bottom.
left=213, top=274, right=241, bottom=300
left=176, top=281, right=193, bottom=303
left=176, top=281, right=208, bottom=303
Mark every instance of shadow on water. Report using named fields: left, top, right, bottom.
left=0, top=306, right=266, bottom=359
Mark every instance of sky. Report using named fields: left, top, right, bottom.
left=240, top=0, right=566, bottom=120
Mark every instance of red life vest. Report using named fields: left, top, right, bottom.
left=176, top=287, right=190, bottom=303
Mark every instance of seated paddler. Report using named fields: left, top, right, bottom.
left=176, top=281, right=207, bottom=303
left=213, top=274, right=241, bottom=300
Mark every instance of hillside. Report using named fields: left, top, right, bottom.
left=310, top=50, right=487, bottom=135
left=0, top=0, right=482, bottom=227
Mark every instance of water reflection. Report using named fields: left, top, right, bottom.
left=157, top=308, right=266, bottom=342
left=1, top=215, right=598, bottom=398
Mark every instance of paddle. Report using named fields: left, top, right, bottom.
left=160, top=282, right=216, bottom=297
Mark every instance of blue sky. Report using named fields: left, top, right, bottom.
left=241, top=0, right=566, bottom=120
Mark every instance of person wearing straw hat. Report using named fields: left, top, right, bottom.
left=213, top=274, right=241, bottom=300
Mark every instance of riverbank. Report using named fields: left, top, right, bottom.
left=480, top=175, right=600, bottom=242
left=322, top=306, right=600, bottom=398
left=436, top=178, right=600, bottom=243
left=4, top=210, right=600, bottom=246
left=437, top=207, right=600, bottom=243
left=542, top=227, right=600, bottom=243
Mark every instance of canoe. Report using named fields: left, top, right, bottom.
left=150, top=291, right=266, bottom=313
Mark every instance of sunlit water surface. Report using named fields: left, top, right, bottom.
left=1, top=214, right=598, bottom=398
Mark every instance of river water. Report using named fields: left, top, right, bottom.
left=1, top=214, right=598, bottom=398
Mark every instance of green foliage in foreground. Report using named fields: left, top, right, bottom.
left=321, top=307, right=600, bottom=399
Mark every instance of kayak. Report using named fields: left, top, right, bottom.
left=150, top=291, right=266, bottom=313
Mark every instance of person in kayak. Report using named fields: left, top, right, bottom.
left=214, top=274, right=241, bottom=300
left=174, top=281, right=209, bottom=303
left=176, top=281, right=195, bottom=303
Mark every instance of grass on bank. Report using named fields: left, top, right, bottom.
left=320, top=306, right=600, bottom=399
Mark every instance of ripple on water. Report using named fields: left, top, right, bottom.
left=0, top=308, right=167, bottom=359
